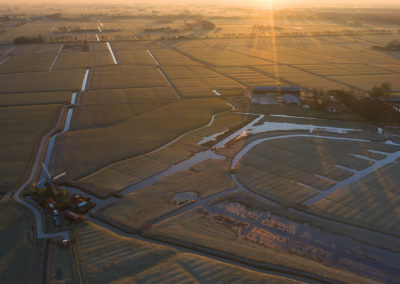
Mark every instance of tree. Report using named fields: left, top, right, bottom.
left=370, top=82, right=392, bottom=99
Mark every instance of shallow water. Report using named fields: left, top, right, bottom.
left=199, top=129, right=228, bottom=145
left=171, top=192, right=198, bottom=204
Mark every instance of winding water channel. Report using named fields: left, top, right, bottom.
left=30, top=99, right=400, bottom=282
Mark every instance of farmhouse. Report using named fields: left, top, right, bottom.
left=387, top=92, right=400, bottom=104
left=248, top=86, right=301, bottom=105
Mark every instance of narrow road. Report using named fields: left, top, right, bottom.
left=13, top=104, right=71, bottom=241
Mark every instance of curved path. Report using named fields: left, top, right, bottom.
left=13, top=104, right=70, bottom=241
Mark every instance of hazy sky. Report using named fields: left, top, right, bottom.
left=4, top=0, right=400, bottom=8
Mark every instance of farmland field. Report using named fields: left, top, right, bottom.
left=2, top=4, right=400, bottom=283
left=73, top=221, right=302, bottom=284
left=308, top=161, right=400, bottom=237
left=0, top=104, right=62, bottom=193
left=161, top=65, right=245, bottom=98
left=53, top=49, right=114, bottom=71
left=76, top=112, right=254, bottom=195
left=0, top=91, right=71, bottom=106
left=81, top=87, right=177, bottom=105
left=0, top=69, right=85, bottom=93
left=49, top=98, right=231, bottom=178
left=94, top=159, right=233, bottom=230
left=0, top=203, right=44, bottom=284
left=146, top=206, right=375, bottom=283
left=235, top=136, right=400, bottom=206
left=0, top=54, right=55, bottom=73
left=91, top=65, right=167, bottom=90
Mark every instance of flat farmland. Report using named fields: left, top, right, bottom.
left=110, top=41, right=155, bottom=50
left=94, top=159, right=233, bottom=229
left=81, top=87, right=177, bottom=105
left=0, top=91, right=71, bottom=106
left=0, top=104, right=62, bottom=193
left=0, top=203, right=43, bottom=284
left=73, top=221, right=299, bottom=284
left=298, top=64, right=393, bottom=76
left=375, top=65, right=400, bottom=74
left=235, top=137, right=396, bottom=206
left=91, top=65, right=167, bottom=90
left=0, top=69, right=85, bottom=93
left=49, top=98, right=230, bottom=179
left=146, top=207, right=373, bottom=284
left=161, top=65, right=245, bottom=98
left=213, top=66, right=280, bottom=87
left=148, top=48, right=201, bottom=65
left=0, top=54, right=55, bottom=73
left=177, top=46, right=270, bottom=66
left=308, top=160, right=400, bottom=237
left=77, top=112, right=254, bottom=194
left=53, top=50, right=113, bottom=71
left=252, top=65, right=348, bottom=90
left=112, top=49, right=156, bottom=65
left=328, top=74, right=400, bottom=90
left=227, top=45, right=346, bottom=65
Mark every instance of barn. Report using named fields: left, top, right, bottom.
left=249, top=86, right=301, bottom=105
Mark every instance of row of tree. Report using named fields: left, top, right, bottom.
left=329, top=83, right=400, bottom=125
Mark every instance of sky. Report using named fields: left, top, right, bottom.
left=3, top=0, right=400, bottom=8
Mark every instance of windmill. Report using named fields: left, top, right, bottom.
left=35, top=163, right=66, bottom=195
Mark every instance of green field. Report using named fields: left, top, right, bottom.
left=76, top=112, right=253, bottom=195
left=73, top=221, right=301, bottom=284
left=0, top=69, right=85, bottom=93
left=81, top=87, right=177, bottom=105
left=91, top=65, right=167, bottom=90
left=146, top=206, right=373, bottom=284
left=94, top=159, right=233, bottom=229
left=0, top=203, right=44, bottom=284
left=235, top=137, right=398, bottom=206
left=161, top=65, right=245, bottom=98
left=0, top=104, right=62, bottom=193
left=0, top=54, right=55, bottom=73
left=309, top=161, right=400, bottom=237
left=0, top=91, right=71, bottom=106
left=54, top=49, right=113, bottom=71
left=1, top=10, right=400, bottom=283
left=50, top=98, right=230, bottom=179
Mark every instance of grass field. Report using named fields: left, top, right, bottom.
left=161, top=65, right=245, bottom=98
left=81, top=87, right=177, bottom=105
left=146, top=206, right=373, bottom=284
left=91, top=65, right=167, bottom=90
left=54, top=50, right=113, bottom=70
left=94, top=159, right=233, bottom=230
left=73, top=221, right=301, bottom=284
left=0, top=104, right=62, bottom=193
left=112, top=49, right=156, bottom=65
left=309, top=161, right=400, bottom=237
left=148, top=48, right=201, bottom=65
left=235, top=137, right=397, bottom=206
left=0, top=69, right=85, bottom=93
left=76, top=112, right=253, bottom=195
left=252, top=65, right=348, bottom=91
left=177, top=46, right=272, bottom=66
left=0, top=91, right=71, bottom=106
left=213, top=66, right=280, bottom=87
left=0, top=54, right=55, bottom=73
left=50, top=98, right=230, bottom=179
left=328, top=74, right=400, bottom=90
left=0, top=203, right=44, bottom=284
